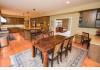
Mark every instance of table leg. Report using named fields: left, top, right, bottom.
left=42, top=51, right=48, bottom=67
left=60, top=46, right=63, bottom=62
left=32, top=45, right=35, bottom=57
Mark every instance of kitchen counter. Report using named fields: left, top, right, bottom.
left=0, top=30, right=9, bottom=48
left=88, top=35, right=100, bottom=63
left=90, top=35, right=100, bottom=46
left=0, top=30, right=9, bottom=34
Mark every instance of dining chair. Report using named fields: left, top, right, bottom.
left=42, top=32, right=49, bottom=38
left=31, top=29, right=40, bottom=40
left=32, top=34, right=43, bottom=44
left=61, top=36, right=74, bottom=61
left=74, top=34, right=82, bottom=44
left=81, top=32, right=91, bottom=49
left=41, top=43, right=62, bottom=67
left=32, top=34, right=43, bottom=56
left=67, top=36, right=74, bottom=52
left=48, top=31, right=54, bottom=36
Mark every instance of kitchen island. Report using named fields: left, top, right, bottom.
left=88, top=35, right=100, bottom=63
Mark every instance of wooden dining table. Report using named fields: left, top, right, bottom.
left=32, top=35, right=67, bottom=67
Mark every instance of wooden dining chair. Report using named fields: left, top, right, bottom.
left=67, top=36, right=74, bottom=52
left=31, top=29, right=38, bottom=40
left=32, top=34, right=43, bottom=44
left=48, top=31, right=54, bottom=36
left=81, top=32, right=91, bottom=49
left=74, top=34, right=83, bottom=44
left=61, top=36, right=74, bottom=61
left=32, top=34, right=43, bottom=56
left=42, top=32, right=49, bottom=38
left=41, top=43, right=62, bottom=67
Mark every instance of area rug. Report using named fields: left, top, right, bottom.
left=10, top=47, right=87, bottom=67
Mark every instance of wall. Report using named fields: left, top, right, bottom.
left=50, top=12, right=98, bottom=36
left=50, top=2, right=100, bottom=36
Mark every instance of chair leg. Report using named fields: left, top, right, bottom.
left=60, top=53, right=62, bottom=62
left=69, top=47, right=72, bottom=52
left=60, top=44, right=63, bottom=62
left=51, top=60, right=53, bottom=67
left=40, top=52, right=43, bottom=63
left=86, top=43, right=89, bottom=50
left=35, top=48, right=37, bottom=55
left=87, top=40, right=90, bottom=50
left=57, top=56, right=59, bottom=64
left=65, top=49, right=68, bottom=57
left=65, top=51, right=67, bottom=57
left=32, top=46, right=36, bottom=57
left=82, top=41, right=84, bottom=46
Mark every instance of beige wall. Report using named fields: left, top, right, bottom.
left=50, top=2, right=100, bottom=36
left=50, top=12, right=98, bottom=36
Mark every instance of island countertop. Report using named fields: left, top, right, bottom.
left=88, top=35, right=100, bottom=63
left=90, top=35, right=100, bottom=46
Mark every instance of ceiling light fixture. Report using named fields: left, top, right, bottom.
left=65, top=0, right=70, bottom=4
left=33, top=9, right=36, bottom=11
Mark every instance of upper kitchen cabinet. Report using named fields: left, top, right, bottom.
left=1, top=15, right=24, bottom=24
left=30, top=16, right=50, bottom=32
left=79, top=8, right=100, bottom=28
left=95, top=9, right=100, bottom=28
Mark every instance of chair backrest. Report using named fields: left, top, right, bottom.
left=68, top=36, right=74, bottom=45
left=82, top=32, right=89, bottom=40
left=53, top=43, right=62, bottom=57
left=63, top=39, right=68, bottom=48
left=43, top=33, right=49, bottom=38
left=36, top=34, right=43, bottom=40
left=63, top=36, right=74, bottom=48
left=48, top=31, right=54, bottom=36
left=33, top=34, right=43, bottom=44
left=74, top=34, right=82, bottom=44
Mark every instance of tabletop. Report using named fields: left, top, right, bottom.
left=34, top=35, right=67, bottom=52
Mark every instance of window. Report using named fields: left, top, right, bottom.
left=0, top=16, right=6, bottom=23
left=56, top=18, right=69, bottom=32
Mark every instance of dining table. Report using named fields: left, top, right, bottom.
left=32, top=35, right=68, bottom=67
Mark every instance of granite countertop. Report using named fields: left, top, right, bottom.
left=0, top=30, right=9, bottom=38
left=90, top=35, right=100, bottom=46
left=0, top=30, right=9, bottom=33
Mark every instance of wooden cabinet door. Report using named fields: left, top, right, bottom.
left=3, top=17, right=24, bottom=24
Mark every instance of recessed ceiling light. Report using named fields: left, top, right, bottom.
left=65, top=0, right=70, bottom=4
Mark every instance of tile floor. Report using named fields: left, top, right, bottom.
left=0, top=33, right=100, bottom=67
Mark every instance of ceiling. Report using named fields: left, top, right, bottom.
left=0, top=0, right=100, bottom=17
